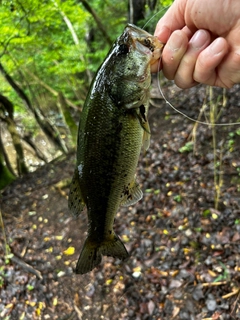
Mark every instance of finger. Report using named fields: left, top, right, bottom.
left=182, top=26, right=193, bottom=40
left=193, top=38, right=229, bottom=86
left=161, top=30, right=189, bottom=79
left=154, top=0, right=188, bottom=42
left=216, top=49, right=240, bottom=88
left=151, top=26, right=193, bottom=74
left=151, top=59, right=162, bottom=73
left=173, top=29, right=211, bottom=88
left=151, top=25, right=193, bottom=73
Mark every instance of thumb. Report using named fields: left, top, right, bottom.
left=154, top=0, right=188, bottom=42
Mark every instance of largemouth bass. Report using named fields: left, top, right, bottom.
left=68, top=24, right=163, bottom=274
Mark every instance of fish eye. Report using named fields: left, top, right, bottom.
left=118, top=43, right=129, bottom=55
left=143, top=38, right=154, bottom=51
left=144, top=38, right=151, bottom=47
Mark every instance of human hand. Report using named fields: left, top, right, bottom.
left=152, top=0, right=240, bottom=89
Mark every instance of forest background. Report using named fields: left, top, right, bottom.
left=0, top=0, right=172, bottom=188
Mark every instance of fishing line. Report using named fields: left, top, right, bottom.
left=156, top=59, right=240, bottom=126
left=145, top=5, right=240, bottom=126
left=141, top=6, right=170, bottom=30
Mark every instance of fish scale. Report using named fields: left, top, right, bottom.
left=68, top=24, right=163, bottom=274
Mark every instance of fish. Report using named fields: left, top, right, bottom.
left=68, top=24, right=163, bottom=274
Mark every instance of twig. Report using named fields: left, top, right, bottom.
left=73, top=303, right=82, bottom=320
left=222, top=288, right=240, bottom=299
left=202, top=281, right=227, bottom=287
left=11, top=255, right=43, bottom=280
left=230, top=290, right=240, bottom=317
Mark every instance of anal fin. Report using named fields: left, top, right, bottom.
left=120, top=177, right=143, bottom=207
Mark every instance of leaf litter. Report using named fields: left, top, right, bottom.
left=1, top=82, right=240, bottom=319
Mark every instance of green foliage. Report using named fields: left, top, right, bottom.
left=136, top=0, right=173, bottom=31
left=213, top=262, right=230, bottom=282
left=179, top=141, right=194, bottom=153
left=160, top=0, right=174, bottom=7
left=0, top=0, right=128, bottom=113
left=173, top=194, right=182, bottom=203
left=0, top=0, right=170, bottom=174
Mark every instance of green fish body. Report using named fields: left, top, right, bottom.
left=68, top=24, right=163, bottom=274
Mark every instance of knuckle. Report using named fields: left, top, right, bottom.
left=232, top=52, right=240, bottom=67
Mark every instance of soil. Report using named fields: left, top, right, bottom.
left=1, top=81, right=240, bottom=320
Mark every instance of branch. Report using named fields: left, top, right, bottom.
left=0, top=35, right=23, bottom=59
left=11, top=255, right=43, bottom=280
left=23, top=68, right=79, bottom=110
left=79, top=0, right=112, bottom=46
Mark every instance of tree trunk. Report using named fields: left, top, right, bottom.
left=0, top=123, right=16, bottom=177
left=0, top=94, right=28, bottom=176
left=79, top=0, right=112, bottom=46
left=0, top=62, right=68, bottom=154
left=128, top=0, right=146, bottom=25
left=23, top=134, right=48, bottom=163
left=0, top=132, right=16, bottom=190
left=57, top=92, right=78, bottom=146
left=5, top=117, right=28, bottom=175
left=23, top=67, right=79, bottom=109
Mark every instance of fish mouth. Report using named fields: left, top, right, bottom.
left=126, top=24, right=164, bottom=64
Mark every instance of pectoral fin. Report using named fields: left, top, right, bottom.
left=120, top=177, right=143, bottom=207
left=136, top=105, right=151, bottom=151
left=68, top=168, right=86, bottom=217
left=142, top=120, right=151, bottom=151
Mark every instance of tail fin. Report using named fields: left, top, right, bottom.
left=75, top=234, right=129, bottom=274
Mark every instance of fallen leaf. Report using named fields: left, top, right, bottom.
left=63, top=246, right=75, bottom=255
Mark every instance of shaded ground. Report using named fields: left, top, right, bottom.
left=1, top=82, right=240, bottom=320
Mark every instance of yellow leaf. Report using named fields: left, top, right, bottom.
left=63, top=246, right=75, bottom=255
left=105, top=279, right=113, bottom=285
left=55, top=235, right=63, bottom=240
left=170, top=270, right=179, bottom=277
left=44, top=237, right=51, bottom=242
left=53, top=297, right=58, bottom=306
left=133, top=266, right=141, bottom=273
left=208, top=269, right=217, bottom=277
left=159, top=270, right=168, bottom=277
left=26, top=301, right=36, bottom=307
left=183, top=248, right=191, bottom=254
left=35, top=308, right=41, bottom=316
left=20, top=312, right=25, bottom=320
left=122, top=234, right=130, bottom=242
left=212, top=213, right=218, bottom=220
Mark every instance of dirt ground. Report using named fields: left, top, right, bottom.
left=1, top=82, right=240, bottom=320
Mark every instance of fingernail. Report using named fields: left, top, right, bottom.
left=190, top=30, right=209, bottom=50
left=168, top=31, right=183, bottom=52
left=210, top=38, right=224, bottom=55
